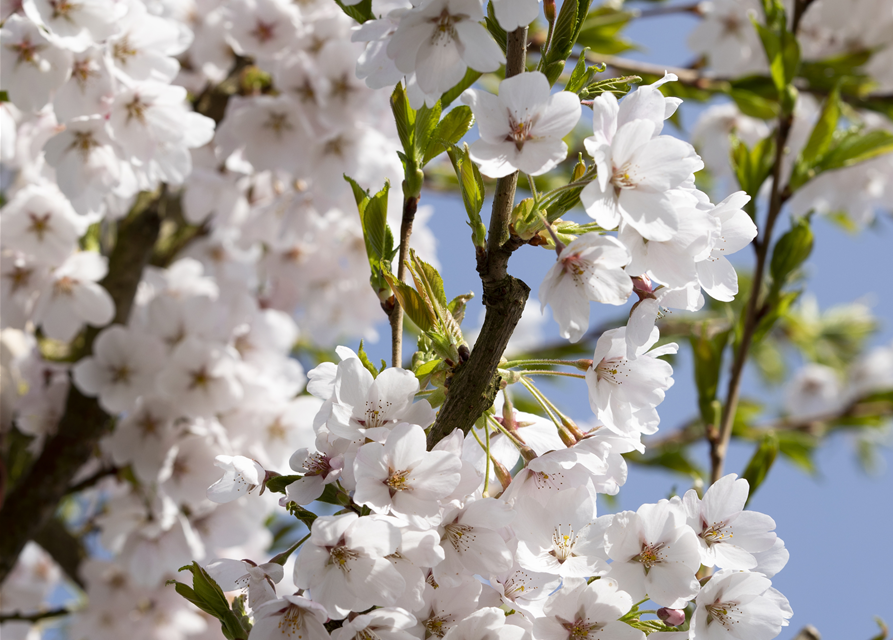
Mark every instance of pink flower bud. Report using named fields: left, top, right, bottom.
left=657, top=608, right=686, bottom=627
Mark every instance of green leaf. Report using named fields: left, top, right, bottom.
left=741, top=432, right=779, bottom=503
left=357, top=339, right=380, bottom=377
left=447, top=292, right=474, bottom=325
left=730, top=133, right=776, bottom=199
left=752, top=14, right=799, bottom=100
left=547, top=0, right=578, bottom=63
left=790, top=86, right=841, bottom=190
left=868, top=617, right=889, bottom=640
left=565, top=48, right=595, bottom=94
left=446, top=143, right=486, bottom=248
left=627, top=448, right=704, bottom=479
left=543, top=60, right=567, bottom=87
left=729, top=88, right=779, bottom=120
left=285, top=503, right=319, bottom=529
left=362, top=182, right=391, bottom=263
left=390, top=84, right=415, bottom=159
left=423, top=106, right=474, bottom=166
left=174, top=563, right=247, bottom=639
left=690, top=323, right=731, bottom=427
left=579, top=75, right=641, bottom=100
left=575, top=6, right=634, bottom=56
left=266, top=474, right=301, bottom=494
left=334, top=0, right=374, bottom=23
left=441, top=69, right=483, bottom=109
left=414, top=101, right=442, bottom=165
left=769, top=217, right=814, bottom=290
left=776, top=430, right=818, bottom=475
left=817, top=128, right=893, bottom=173
left=383, top=273, right=435, bottom=332
left=485, top=1, right=508, bottom=54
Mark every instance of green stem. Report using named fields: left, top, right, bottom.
left=503, top=358, right=583, bottom=369
left=514, top=370, right=586, bottom=379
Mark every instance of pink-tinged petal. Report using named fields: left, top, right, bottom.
left=206, top=559, right=250, bottom=590
left=284, top=475, right=325, bottom=505
left=311, top=513, right=358, bottom=547
left=711, top=542, right=759, bottom=570
left=581, top=181, right=621, bottom=230
left=455, top=21, right=505, bottom=72
left=492, top=0, right=540, bottom=31
left=548, top=276, right=591, bottom=343
left=616, top=188, right=679, bottom=241
left=697, top=256, right=738, bottom=301
left=626, top=299, right=659, bottom=359
left=716, top=208, right=758, bottom=254
left=702, top=474, right=748, bottom=519
left=347, top=516, right=400, bottom=557
left=333, top=358, right=373, bottom=408
left=407, top=450, right=462, bottom=499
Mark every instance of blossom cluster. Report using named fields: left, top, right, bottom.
left=205, top=351, right=793, bottom=640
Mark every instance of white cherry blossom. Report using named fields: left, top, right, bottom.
left=387, top=0, right=505, bottom=101
left=72, top=325, right=166, bottom=413
left=533, top=578, right=643, bottom=640
left=206, top=455, right=267, bottom=504
left=0, top=14, right=73, bottom=112
left=683, top=474, right=777, bottom=571
left=691, top=569, right=792, bottom=640
left=205, top=557, right=283, bottom=608
left=539, top=233, right=632, bottom=342
left=249, top=594, right=330, bottom=640
left=0, top=184, right=87, bottom=266
left=32, top=251, right=115, bottom=343
left=462, top=71, right=582, bottom=178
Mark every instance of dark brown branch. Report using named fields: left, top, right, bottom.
left=0, top=197, right=162, bottom=584
left=426, top=27, right=531, bottom=449
left=0, top=607, right=73, bottom=623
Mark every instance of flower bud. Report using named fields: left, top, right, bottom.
left=544, top=0, right=556, bottom=23
left=572, top=153, right=586, bottom=182
left=657, top=608, right=686, bottom=627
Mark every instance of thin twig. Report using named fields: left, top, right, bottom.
left=0, top=607, right=73, bottom=623
left=390, top=194, right=419, bottom=367
left=633, top=2, right=703, bottom=18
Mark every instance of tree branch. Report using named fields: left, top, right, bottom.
left=427, top=27, right=531, bottom=449
left=710, top=114, right=792, bottom=484
left=390, top=194, right=419, bottom=367
left=0, top=196, right=162, bottom=584
left=32, top=518, right=87, bottom=590
left=0, top=607, right=73, bottom=624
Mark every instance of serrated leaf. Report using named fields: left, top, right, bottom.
left=383, top=272, right=435, bottom=332
left=791, top=86, right=841, bottom=189
left=414, top=101, right=442, bottom=164
left=446, top=143, right=486, bottom=247
left=286, top=503, right=319, bottom=529
left=441, top=68, right=483, bottom=108
left=174, top=563, right=247, bottom=639
left=817, top=128, right=893, bottom=173
left=423, top=106, right=474, bottom=166
left=363, top=182, right=391, bottom=263
left=741, top=433, right=778, bottom=503
left=565, top=48, right=593, bottom=94
left=447, top=292, right=474, bottom=325
left=548, top=0, right=578, bottom=63
left=579, top=75, right=641, bottom=99
left=334, top=0, right=374, bottom=23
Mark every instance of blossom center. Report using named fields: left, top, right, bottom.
left=633, top=542, right=665, bottom=573
left=27, top=213, right=52, bottom=241
left=280, top=604, right=307, bottom=636
left=251, top=19, right=277, bottom=43
left=264, top=112, right=293, bottom=134
left=443, top=523, right=474, bottom=553
left=386, top=468, right=412, bottom=494
left=561, top=618, right=600, bottom=640
left=595, top=357, right=629, bottom=385
left=111, top=364, right=132, bottom=384
left=428, top=9, right=460, bottom=46
left=610, top=163, right=637, bottom=192
left=506, top=116, right=536, bottom=151
left=125, top=95, right=149, bottom=124
left=425, top=616, right=449, bottom=638
left=54, top=276, right=77, bottom=296
left=112, top=36, right=137, bottom=63
left=302, top=452, right=331, bottom=477
left=701, top=519, right=732, bottom=545
left=550, top=524, right=579, bottom=563
left=329, top=544, right=360, bottom=570
left=10, top=37, right=46, bottom=65
left=705, top=601, right=742, bottom=630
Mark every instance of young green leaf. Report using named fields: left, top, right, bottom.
left=446, top=143, right=486, bottom=248
left=790, top=86, right=840, bottom=189
left=334, top=0, right=375, bottom=23
left=741, top=432, right=779, bottom=504
left=422, top=106, right=474, bottom=166
left=769, top=217, right=814, bottom=290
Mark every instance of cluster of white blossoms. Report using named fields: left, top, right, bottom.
left=207, top=354, right=793, bottom=640
left=459, top=70, right=756, bottom=351
left=7, top=0, right=890, bottom=636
